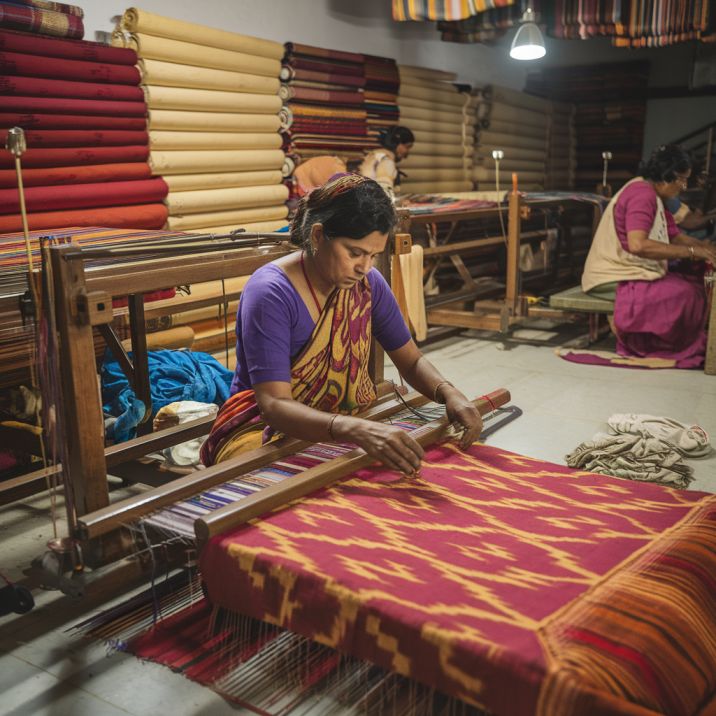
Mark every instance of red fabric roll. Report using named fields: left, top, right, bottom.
left=286, top=87, right=365, bottom=106
left=0, top=75, right=144, bottom=101
left=4, top=1, right=83, bottom=17
left=289, top=57, right=365, bottom=77
left=0, top=3, right=84, bottom=39
left=0, top=50, right=141, bottom=84
left=0, top=111, right=147, bottom=130
left=0, top=178, right=168, bottom=214
left=2, top=95, right=147, bottom=116
left=0, top=128, right=149, bottom=147
left=0, top=145, right=149, bottom=168
left=0, top=30, right=136, bottom=64
left=0, top=162, right=152, bottom=188
left=0, top=203, right=168, bottom=232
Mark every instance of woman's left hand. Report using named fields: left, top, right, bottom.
left=443, top=390, right=483, bottom=450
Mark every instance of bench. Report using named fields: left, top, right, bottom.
left=549, top=285, right=614, bottom=343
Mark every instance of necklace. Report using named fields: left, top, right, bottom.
left=300, top=251, right=322, bottom=315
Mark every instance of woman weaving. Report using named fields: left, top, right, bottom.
left=201, top=175, right=482, bottom=474
left=582, top=144, right=716, bottom=367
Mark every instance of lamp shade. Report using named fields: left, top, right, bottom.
left=509, top=9, right=546, bottom=60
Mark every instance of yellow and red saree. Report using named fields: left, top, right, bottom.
left=200, top=277, right=376, bottom=466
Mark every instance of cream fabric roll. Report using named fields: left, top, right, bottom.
left=402, top=168, right=468, bottom=182
left=473, top=158, right=545, bottom=172
left=398, top=180, right=472, bottom=194
left=487, top=102, right=549, bottom=127
left=164, top=170, right=283, bottom=191
left=399, top=84, right=464, bottom=107
left=166, top=204, right=288, bottom=229
left=118, top=32, right=280, bottom=77
left=409, top=143, right=471, bottom=159
left=149, top=131, right=282, bottom=150
left=483, top=119, right=548, bottom=140
left=474, top=146, right=546, bottom=163
left=484, top=85, right=551, bottom=114
left=398, top=94, right=475, bottom=117
left=472, top=167, right=544, bottom=182
left=144, top=85, right=282, bottom=114
left=199, top=219, right=289, bottom=234
left=400, top=105, right=466, bottom=125
left=478, top=131, right=546, bottom=151
left=139, top=59, right=280, bottom=95
left=149, top=149, right=285, bottom=174
left=166, top=184, right=288, bottom=215
left=399, top=116, right=465, bottom=134
left=400, top=155, right=466, bottom=169
left=148, top=109, right=282, bottom=133
left=411, top=129, right=465, bottom=148
left=120, top=8, right=283, bottom=59
left=399, top=65, right=457, bottom=83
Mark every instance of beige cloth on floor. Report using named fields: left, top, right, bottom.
left=607, top=413, right=711, bottom=457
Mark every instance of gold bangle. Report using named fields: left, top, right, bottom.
left=433, top=380, right=453, bottom=404
left=688, top=246, right=695, bottom=261
left=327, top=413, right=339, bottom=441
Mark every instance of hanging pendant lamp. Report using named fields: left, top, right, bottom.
left=510, top=7, right=546, bottom=61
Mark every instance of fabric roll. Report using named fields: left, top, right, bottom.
left=0, top=203, right=168, bottom=232
left=165, top=184, right=288, bottom=215
left=139, top=58, right=279, bottom=95
left=279, top=66, right=365, bottom=88
left=1, top=95, right=147, bottom=116
left=149, top=131, right=282, bottom=151
left=149, top=149, right=284, bottom=175
left=0, top=177, right=168, bottom=213
left=0, top=111, right=146, bottom=130
left=0, top=3, right=84, bottom=39
left=400, top=105, right=466, bottom=125
left=483, top=85, right=551, bottom=114
left=474, top=146, right=546, bottom=162
left=411, top=129, right=465, bottom=147
left=481, top=119, right=547, bottom=140
left=188, top=219, right=289, bottom=234
left=400, top=116, right=465, bottom=134
left=0, top=50, right=141, bottom=84
left=147, top=109, right=280, bottom=133
left=112, top=32, right=279, bottom=77
left=402, top=168, right=467, bottom=182
left=0, top=145, right=149, bottom=169
left=487, top=102, right=549, bottom=127
left=407, top=143, right=468, bottom=159
left=0, top=75, right=144, bottom=101
left=473, top=157, right=545, bottom=172
left=282, top=155, right=295, bottom=177
left=0, top=27, right=134, bottom=64
left=398, top=180, right=472, bottom=193
left=119, top=8, right=283, bottom=60
left=399, top=65, right=457, bottom=83
left=399, top=84, right=464, bottom=107
left=166, top=204, right=288, bottom=230
left=278, top=106, right=293, bottom=130
left=279, top=85, right=364, bottom=106
left=284, top=42, right=364, bottom=64
left=397, top=93, right=474, bottom=114
left=143, top=85, right=281, bottom=114
left=163, top=170, right=282, bottom=192
left=0, top=128, right=148, bottom=147
left=6, top=1, right=83, bottom=16
left=400, top=155, right=465, bottom=169
left=478, top=130, right=546, bottom=151
left=472, top=167, right=544, bottom=182
left=0, top=162, right=152, bottom=188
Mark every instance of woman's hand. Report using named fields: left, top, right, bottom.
left=336, top=416, right=423, bottom=476
left=693, top=243, right=716, bottom=264
left=441, top=387, right=483, bottom=450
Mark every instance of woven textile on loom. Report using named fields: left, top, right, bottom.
left=111, top=8, right=289, bottom=234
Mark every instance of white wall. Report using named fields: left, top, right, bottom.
left=84, top=0, right=709, bottom=156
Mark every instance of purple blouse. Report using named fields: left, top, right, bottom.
left=230, top=264, right=411, bottom=394
left=613, top=180, right=679, bottom=251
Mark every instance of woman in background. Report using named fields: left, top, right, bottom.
left=582, top=144, right=716, bottom=367
left=359, top=125, right=414, bottom=198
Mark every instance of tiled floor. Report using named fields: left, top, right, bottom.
left=1, top=331, right=715, bottom=715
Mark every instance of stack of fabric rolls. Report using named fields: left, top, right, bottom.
left=473, top=85, right=550, bottom=192
left=545, top=101, right=576, bottom=190
left=363, top=54, right=400, bottom=145
left=112, top=7, right=290, bottom=234
left=0, top=0, right=85, bottom=40
left=0, top=28, right=168, bottom=233
left=397, top=64, right=473, bottom=195
left=281, top=42, right=374, bottom=165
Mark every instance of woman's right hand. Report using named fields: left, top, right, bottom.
left=694, top=243, right=716, bottom=264
left=336, top=416, right=424, bottom=476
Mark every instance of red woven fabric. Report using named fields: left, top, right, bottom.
left=0, top=145, right=149, bottom=169
left=0, top=49, right=141, bottom=84
left=0, top=111, right=146, bottom=130
left=0, top=128, right=149, bottom=147
left=0, top=203, right=167, bottom=232
left=0, top=3, right=84, bottom=39
left=0, top=162, right=152, bottom=188
left=0, top=177, right=167, bottom=213
left=0, top=28, right=135, bottom=63
left=0, top=75, right=144, bottom=101
left=200, top=442, right=716, bottom=716
left=1, top=95, right=147, bottom=116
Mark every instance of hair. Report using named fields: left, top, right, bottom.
left=378, top=125, right=415, bottom=152
left=638, top=144, right=691, bottom=183
left=289, top=174, right=397, bottom=250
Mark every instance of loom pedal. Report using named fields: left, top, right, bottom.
left=481, top=406, right=523, bottom=439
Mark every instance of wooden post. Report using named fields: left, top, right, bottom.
left=506, top=190, right=521, bottom=317
left=128, top=293, right=152, bottom=436
left=391, top=233, right=412, bottom=326
left=51, top=244, right=109, bottom=527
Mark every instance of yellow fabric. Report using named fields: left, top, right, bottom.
left=149, top=148, right=285, bottom=174
left=163, top=170, right=282, bottom=192
left=119, top=8, right=283, bottom=60
left=165, top=204, right=288, bottom=230
left=149, top=131, right=282, bottom=150
left=165, top=184, right=289, bottom=215
left=148, top=109, right=281, bottom=133
left=214, top=424, right=267, bottom=463
left=144, top=85, right=282, bottom=114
